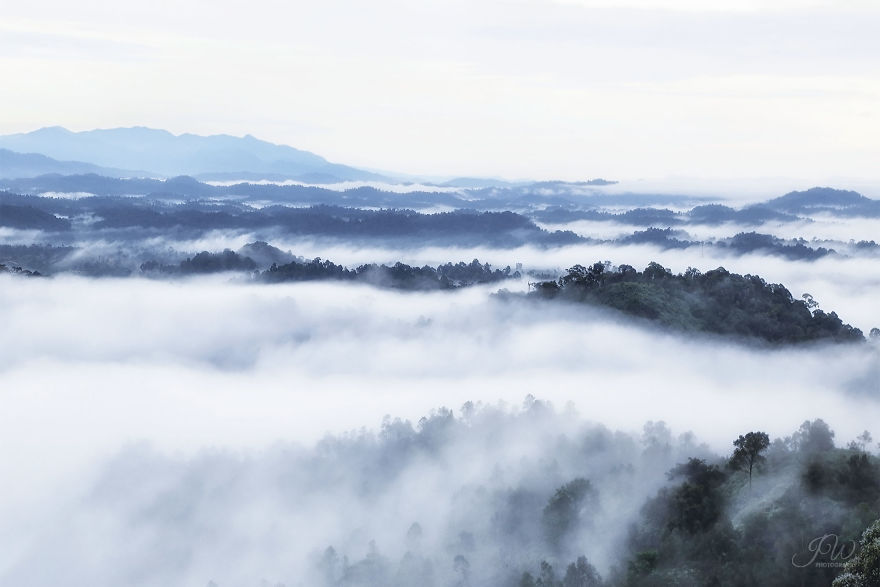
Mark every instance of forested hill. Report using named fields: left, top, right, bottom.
left=529, top=262, right=864, bottom=344
left=261, top=258, right=517, bottom=290
left=136, top=250, right=519, bottom=291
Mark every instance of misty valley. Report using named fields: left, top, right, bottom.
left=2, top=180, right=878, bottom=347
left=2, top=136, right=880, bottom=587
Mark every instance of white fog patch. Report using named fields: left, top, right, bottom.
left=139, top=230, right=262, bottom=256
left=534, top=220, right=648, bottom=240
left=0, top=227, right=46, bottom=245
left=36, top=191, right=97, bottom=200
left=755, top=215, right=880, bottom=245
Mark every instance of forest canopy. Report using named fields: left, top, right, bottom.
left=529, top=262, right=864, bottom=344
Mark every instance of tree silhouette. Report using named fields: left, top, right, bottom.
left=729, top=431, right=770, bottom=490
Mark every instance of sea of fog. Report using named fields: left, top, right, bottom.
left=3, top=188, right=880, bottom=584
left=1, top=260, right=879, bottom=583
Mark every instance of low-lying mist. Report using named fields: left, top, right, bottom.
left=1, top=401, right=707, bottom=586
left=1, top=275, right=879, bottom=584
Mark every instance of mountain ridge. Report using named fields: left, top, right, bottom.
left=0, top=148, right=147, bottom=179
left=0, top=126, right=388, bottom=183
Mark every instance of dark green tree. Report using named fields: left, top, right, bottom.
left=729, top=431, right=770, bottom=489
left=832, top=518, right=880, bottom=586
left=666, top=458, right=727, bottom=533
left=543, top=478, right=597, bottom=550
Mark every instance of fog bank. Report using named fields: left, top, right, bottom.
left=1, top=275, right=879, bottom=584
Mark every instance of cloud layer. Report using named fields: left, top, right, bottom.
left=1, top=261, right=879, bottom=584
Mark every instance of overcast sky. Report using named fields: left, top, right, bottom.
left=2, top=0, right=878, bottom=181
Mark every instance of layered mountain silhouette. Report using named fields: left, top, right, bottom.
left=0, top=148, right=143, bottom=179
left=0, top=126, right=387, bottom=183
left=765, top=187, right=875, bottom=213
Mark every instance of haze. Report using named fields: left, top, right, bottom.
left=2, top=0, right=880, bottom=181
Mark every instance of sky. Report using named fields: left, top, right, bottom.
left=2, top=1, right=879, bottom=181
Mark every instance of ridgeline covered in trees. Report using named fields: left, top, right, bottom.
left=529, top=262, right=864, bottom=344
left=137, top=248, right=519, bottom=291
left=262, top=257, right=519, bottom=290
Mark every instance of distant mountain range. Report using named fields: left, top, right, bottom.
left=0, top=126, right=617, bottom=188
left=0, top=148, right=143, bottom=179
left=0, top=126, right=388, bottom=183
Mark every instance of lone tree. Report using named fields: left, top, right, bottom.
left=729, top=431, right=770, bottom=490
